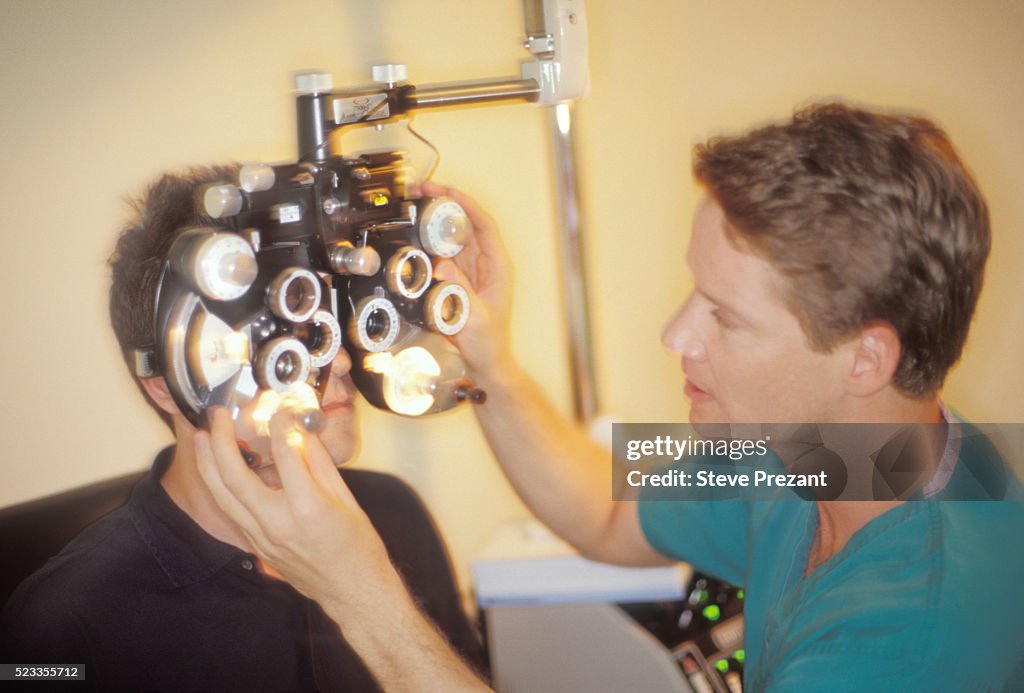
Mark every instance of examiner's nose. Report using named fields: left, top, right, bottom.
left=662, top=300, right=707, bottom=361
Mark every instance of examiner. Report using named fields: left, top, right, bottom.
left=439, top=104, right=1024, bottom=690
left=199, top=103, right=1024, bottom=689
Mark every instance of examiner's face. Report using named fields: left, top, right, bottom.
left=661, top=198, right=849, bottom=424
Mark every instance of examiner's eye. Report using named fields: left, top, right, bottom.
left=710, top=307, right=734, bottom=329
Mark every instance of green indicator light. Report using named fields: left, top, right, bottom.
left=735, top=649, right=745, bottom=663
left=715, top=659, right=729, bottom=673
left=698, top=589, right=709, bottom=603
left=737, top=589, right=745, bottom=600
left=703, top=604, right=721, bottom=621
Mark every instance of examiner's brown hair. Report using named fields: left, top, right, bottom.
left=693, top=103, right=990, bottom=396
left=108, top=165, right=237, bottom=427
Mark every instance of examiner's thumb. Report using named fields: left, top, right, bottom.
left=432, top=259, right=484, bottom=315
left=432, top=258, right=459, bottom=283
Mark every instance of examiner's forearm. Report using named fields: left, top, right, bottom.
left=470, top=355, right=665, bottom=565
left=318, top=570, right=489, bottom=692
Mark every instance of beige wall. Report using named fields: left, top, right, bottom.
left=2, top=0, right=1023, bottom=588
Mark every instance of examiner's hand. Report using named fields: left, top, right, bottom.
left=419, top=181, right=515, bottom=379
left=194, top=407, right=399, bottom=607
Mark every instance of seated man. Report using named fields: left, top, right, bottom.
left=199, top=103, right=1024, bottom=690
left=0, top=167, right=485, bottom=691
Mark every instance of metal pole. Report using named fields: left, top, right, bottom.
left=548, top=103, right=599, bottom=423
left=409, top=78, right=540, bottom=109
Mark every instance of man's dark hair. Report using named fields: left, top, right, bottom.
left=693, top=103, right=990, bottom=396
left=108, top=165, right=238, bottom=427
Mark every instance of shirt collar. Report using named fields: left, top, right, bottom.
left=920, top=401, right=961, bottom=499
left=128, top=447, right=249, bottom=587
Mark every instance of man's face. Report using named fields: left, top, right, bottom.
left=315, top=348, right=359, bottom=466
left=233, top=348, right=359, bottom=476
left=661, top=198, right=850, bottom=424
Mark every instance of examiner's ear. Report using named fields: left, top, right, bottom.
left=140, top=377, right=183, bottom=416
left=845, top=321, right=901, bottom=396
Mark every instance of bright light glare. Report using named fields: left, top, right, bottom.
left=364, top=347, right=442, bottom=416
left=364, top=352, right=394, bottom=375
left=381, top=346, right=440, bottom=416
left=248, top=381, right=321, bottom=437
left=222, top=331, right=250, bottom=364
left=251, top=390, right=282, bottom=437
left=280, top=381, right=320, bottom=412
left=285, top=429, right=305, bottom=449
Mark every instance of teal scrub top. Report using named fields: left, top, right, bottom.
left=637, top=427, right=1024, bottom=691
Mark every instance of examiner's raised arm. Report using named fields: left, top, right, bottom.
left=423, top=181, right=668, bottom=567
left=194, top=408, right=489, bottom=693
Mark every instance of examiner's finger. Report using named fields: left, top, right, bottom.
left=443, top=188, right=506, bottom=255
left=432, top=257, right=459, bottom=283
left=433, top=259, right=485, bottom=315
left=419, top=180, right=448, bottom=199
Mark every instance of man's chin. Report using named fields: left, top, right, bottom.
left=321, top=433, right=360, bottom=469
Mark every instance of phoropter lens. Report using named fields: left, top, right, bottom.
left=386, top=247, right=431, bottom=300
left=349, top=297, right=400, bottom=352
left=268, top=267, right=322, bottom=323
left=418, top=197, right=472, bottom=258
left=304, top=309, right=342, bottom=368
left=423, top=282, right=470, bottom=336
left=255, top=336, right=311, bottom=391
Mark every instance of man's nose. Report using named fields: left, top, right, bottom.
left=661, top=297, right=707, bottom=361
left=331, top=347, right=353, bottom=376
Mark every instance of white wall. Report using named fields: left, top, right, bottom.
left=2, top=0, right=1023, bottom=592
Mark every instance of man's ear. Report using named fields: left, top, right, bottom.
left=845, top=321, right=901, bottom=397
left=140, top=377, right=182, bottom=416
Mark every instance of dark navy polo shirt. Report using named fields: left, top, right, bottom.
left=1, top=449, right=483, bottom=691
